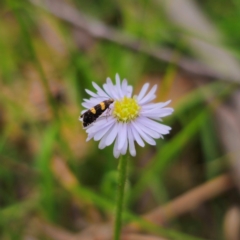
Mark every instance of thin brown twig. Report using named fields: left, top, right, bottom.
left=141, top=173, right=234, bottom=225
left=35, top=219, right=168, bottom=240
left=121, top=233, right=167, bottom=240
left=214, top=103, right=240, bottom=191
left=30, top=0, right=223, bottom=80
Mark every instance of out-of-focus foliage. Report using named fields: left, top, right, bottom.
left=0, top=0, right=240, bottom=239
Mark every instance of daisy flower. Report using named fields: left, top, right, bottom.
left=80, top=74, right=173, bottom=158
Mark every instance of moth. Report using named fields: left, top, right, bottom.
left=80, top=99, right=114, bottom=127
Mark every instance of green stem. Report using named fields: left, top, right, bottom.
left=114, top=155, right=128, bottom=240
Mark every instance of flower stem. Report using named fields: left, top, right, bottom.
left=114, top=155, right=128, bottom=240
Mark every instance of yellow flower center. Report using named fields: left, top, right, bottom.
left=112, top=96, right=141, bottom=122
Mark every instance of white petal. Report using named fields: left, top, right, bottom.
left=127, top=126, right=136, bottom=156
left=143, top=108, right=174, bottom=118
left=159, top=108, right=174, bottom=117
left=121, top=135, right=128, bottom=155
left=93, top=121, right=115, bottom=141
left=141, top=100, right=171, bottom=111
left=107, top=78, right=119, bottom=99
left=82, top=98, right=94, bottom=107
left=92, top=82, right=108, bottom=98
left=149, top=116, right=165, bottom=121
left=138, top=85, right=157, bottom=105
left=98, top=132, right=109, bottom=149
left=141, top=106, right=173, bottom=116
left=103, top=78, right=119, bottom=99
left=102, top=83, right=113, bottom=99
left=117, top=122, right=127, bottom=151
left=98, top=124, right=116, bottom=149
left=85, top=89, right=98, bottom=98
left=139, top=94, right=156, bottom=105
left=121, top=79, right=128, bottom=95
left=135, top=118, right=161, bottom=138
left=86, top=131, right=95, bottom=141
left=82, top=102, right=92, bottom=109
left=131, top=121, right=156, bottom=146
left=115, top=73, right=124, bottom=98
left=130, top=123, right=145, bottom=147
left=106, top=77, right=113, bottom=85
left=127, top=86, right=133, bottom=97
left=86, top=117, right=115, bottom=134
left=105, top=123, right=119, bottom=146
left=113, top=137, right=121, bottom=158
left=86, top=119, right=107, bottom=134
left=138, top=117, right=171, bottom=135
left=137, top=83, right=149, bottom=101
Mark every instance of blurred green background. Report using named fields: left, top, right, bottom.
left=1, top=0, right=240, bottom=239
